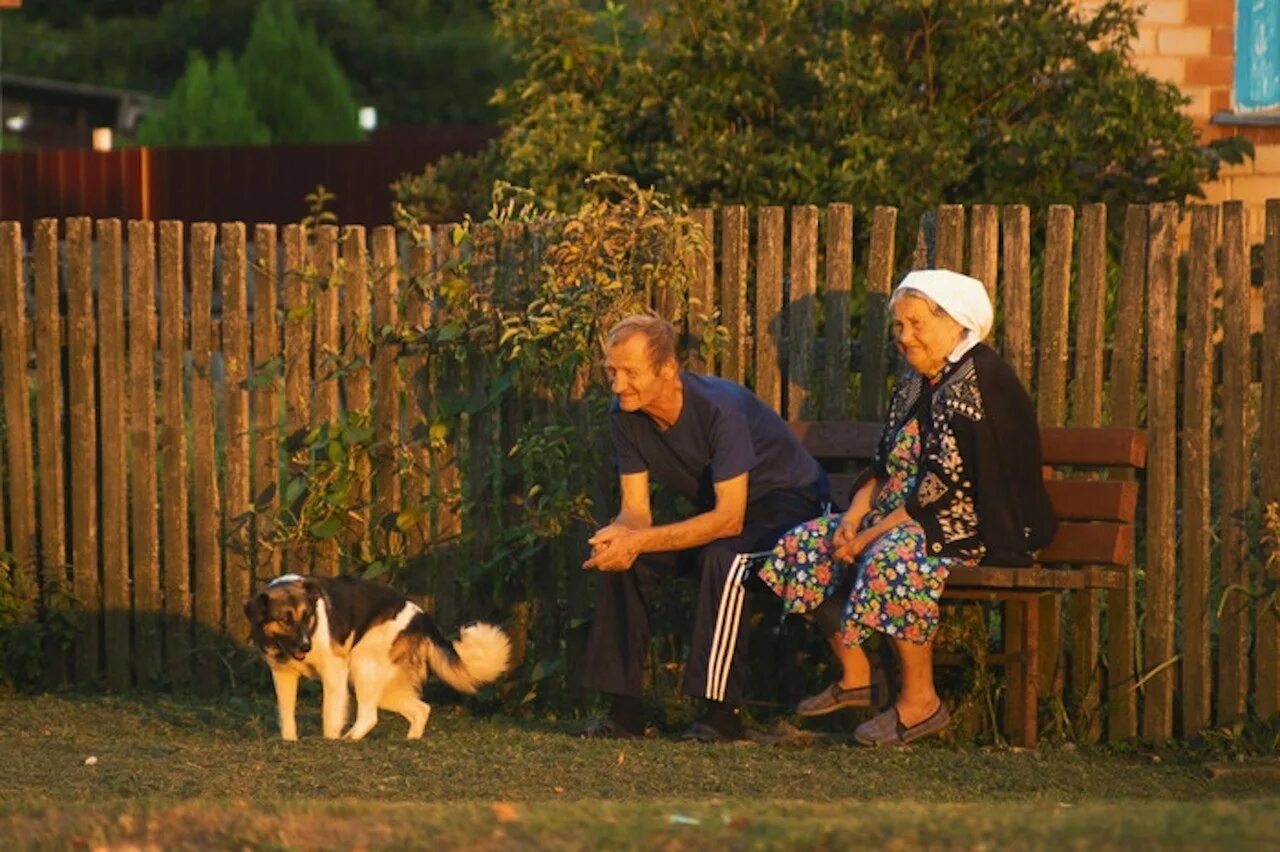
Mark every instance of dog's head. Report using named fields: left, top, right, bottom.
left=244, top=575, right=323, bottom=663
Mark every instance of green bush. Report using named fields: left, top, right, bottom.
left=135, top=51, right=270, bottom=147
left=453, top=0, right=1250, bottom=220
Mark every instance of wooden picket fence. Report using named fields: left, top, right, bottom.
left=0, top=199, right=1277, bottom=742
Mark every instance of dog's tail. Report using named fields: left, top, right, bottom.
left=411, top=613, right=511, bottom=694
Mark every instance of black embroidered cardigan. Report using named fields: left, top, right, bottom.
left=855, top=343, right=1058, bottom=566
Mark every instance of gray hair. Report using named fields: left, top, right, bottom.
left=889, top=287, right=950, bottom=318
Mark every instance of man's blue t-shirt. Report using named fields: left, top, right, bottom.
left=610, top=372, right=826, bottom=511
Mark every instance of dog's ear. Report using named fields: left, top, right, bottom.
left=244, top=591, right=268, bottom=627
left=301, top=577, right=324, bottom=609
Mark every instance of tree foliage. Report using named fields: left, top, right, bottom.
left=0, top=1, right=509, bottom=126
left=476, top=0, right=1248, bottom=218
left=134, top=51, right=270, bottom=147
left=237, top=0, right=363, bottom=144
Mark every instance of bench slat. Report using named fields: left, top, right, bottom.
left=1038, top=521, right=1133, bottom=567
left=1045, top=479, right=1138, bottom=523
left=791, top=421, right=1148, bottom=471
left=948, top=566, right=1125, bottom=591
left=825, top=476, right=1138, bottom=524
left=1038, top=426, right=1147, bottom=469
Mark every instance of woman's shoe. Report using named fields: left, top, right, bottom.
left=853, top=702, right=951, bottom=746
left=795, top=682, right=874, bottom=717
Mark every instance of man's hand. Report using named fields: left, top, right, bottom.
left=583, top=524, right=642, bottom=572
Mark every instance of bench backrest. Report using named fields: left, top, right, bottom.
left=789, top=421, right=1148, bottom=570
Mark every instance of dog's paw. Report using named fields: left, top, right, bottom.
left=281, top=730, right=299, bottom=742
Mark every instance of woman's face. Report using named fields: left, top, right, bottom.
left=892, top=295, right=966, bottom=378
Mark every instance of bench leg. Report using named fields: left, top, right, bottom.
left=1019, top=595, right=1040, bottom=748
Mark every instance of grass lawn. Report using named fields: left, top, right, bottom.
left=1, top=693, right=1277, bottom=849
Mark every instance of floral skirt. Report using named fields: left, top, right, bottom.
left=758, top=512, right=959, bottom=646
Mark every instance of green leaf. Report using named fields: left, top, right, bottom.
left=308, top=516, right=342, bottom=539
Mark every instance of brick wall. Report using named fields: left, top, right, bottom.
left=1111, top=0, right=1279, bottom=242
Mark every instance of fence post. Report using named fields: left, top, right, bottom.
left=721, top=206, right=749, bottom=384
left=1181, top=203, right=1217, bottom=737
left=340, top=226, right=373, bottom=568
left=1259, top=199, right=1280, bottom=720
left=282, top=225, right=312, bottom=575
left=787, top=205, right=818, bottom=420
left=1069, top=203, right=1106, bottom=740
left=936, top=204, right=965, bottom=272
left=967, top=205, right=998, bottom=312
left=159, top=220, right=191, bottom=688
left=67, top=218, right=101, bottom=684
left=858, top=206, right=896, bottom=420
left=128, top=220, right=162, bottom=685
left=1106, top=204, right=1147, bottom=740
left=823, top=203, right=854, bottom=420
left=0, top=222, right=38, bottom=627
left=312, top=225, right=341, bottom=578
left=97, top=219, right=131, bottom=691
left=222, top=222, right=252, bottom=643
left=251, top=224, right=281, bottom=586
left=1143, top=201, right=1179, bottom=742
left=1037, top=205, right=1073, bottom=700
left=371, top=226, right=401, bottom=556
left=190, top=222, right=223, bottom=691
left=1000, top=206, right=1033, bottom=385
left=688, top=209, right=716, bottom=372
left=1217, top=200, right=1251, bottom=727
left=754, top=207, right=784, bottom=412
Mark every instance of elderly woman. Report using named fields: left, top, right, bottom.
left=759, top=269, right=1057, bottom=745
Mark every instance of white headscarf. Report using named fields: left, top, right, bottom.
left=893, top=269, right=993, bottom=363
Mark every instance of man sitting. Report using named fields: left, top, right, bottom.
left=581, top=313, right=828, bottom=741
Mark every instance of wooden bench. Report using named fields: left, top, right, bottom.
left=787, top=420, right=1148, bottom=746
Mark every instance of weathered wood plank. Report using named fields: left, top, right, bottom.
left=1217, top=200, right=1250, bottom=727
left=999, top=203, right=1032, bottom=737
left=859, top=207, right=896, bottom=420
left=1037, top=204, right=1073, bottom=700
left=159, top=220, right=191, bottom=687
left=67, top=218, right=101, bottom=683
left=1106, top=203, right=1147, bottom=741
left=967, top=204, right=999, bottom=316
left=721, top=206, right=749, bottom=384
left=1259, top=198, right=1280, bottom=719
left=1142, top=201, right=1178, bottom=742
left=97, top=219, right=131, bottom=690
left=341, top=225, right=373, bottom=566
left=823, top=203, right=854, bottom=419
left=221, top=222, right=251, bottom=643
left=1000, top=206, right=1032, bottom=384
left=1180, top=203, right=1217, bottom=737
left=127, top=220, right=162, bottom=684
left=251, top=224, right=280, bottom=585
left=1068, top=203, right=1106, bottom=741
left=0, top=222, right=38, bottom=630
left=282, top=225, right=312, bottom=575
left=787, top=205, right=818, bottom=420
left=754, top=207, right=784, bottom=411
left=936, top=204, right=965, bottom=272
left=34, top=220, right=69, bottom=684
left=311, top=225, right=341, bottom=577
left=688, top=209, right=716, bottom=372
left=371, top=226, right=401, bottom=554
left=189, top=222, right=222, bottom=690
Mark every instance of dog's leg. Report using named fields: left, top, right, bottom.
left=320, top=662, right=350, bottom=739
left=344, top=658, right=386, bottom=741
left=271, top=667, right=301, bottom=742
left=380, top=673, right=432, bottom=739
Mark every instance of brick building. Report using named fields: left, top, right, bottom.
left=1114, top=0, right=1279, bottom=240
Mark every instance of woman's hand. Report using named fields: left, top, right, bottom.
left=832, top=508, right=866, bottom=559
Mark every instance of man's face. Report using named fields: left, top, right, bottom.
left=604, top=333, right=673, bottom=412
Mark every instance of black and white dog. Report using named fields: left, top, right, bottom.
left=245, top=574, right=510, bottom=741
